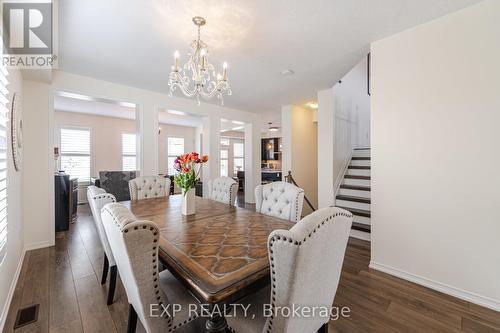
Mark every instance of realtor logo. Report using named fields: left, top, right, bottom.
left=2, top=2, right=56, bottom=68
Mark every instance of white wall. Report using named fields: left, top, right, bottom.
left=23, top=80, right=53, bottom=249
left=0, top=69, right=24, bottom=331
left=281, top=105, right=318, bottom=215
left=371, top=0, right=500, bottom=310
left=317, top=57, right=370, bottom=207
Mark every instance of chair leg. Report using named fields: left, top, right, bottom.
left=101, top=253, right=109, bottom=285
left=127, top=304, right=138, bottom=333
left=107, top=265, right=117, bottom=305
left=318, top=323, right=329, bottom=333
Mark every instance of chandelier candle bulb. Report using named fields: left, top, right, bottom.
left=223, top=62, right=228, bottom=80
left=174, top=51, right=180, bottom=71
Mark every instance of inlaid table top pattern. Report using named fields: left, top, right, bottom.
left=122, top=195, right=294, bottom=303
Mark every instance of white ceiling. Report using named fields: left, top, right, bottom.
left=59, top=0, right=481, bottom=115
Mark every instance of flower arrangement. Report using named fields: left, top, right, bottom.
left=173, top=152, right=208, bottom=195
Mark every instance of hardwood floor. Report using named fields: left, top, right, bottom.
left=4, top=204, right=500, bottom=332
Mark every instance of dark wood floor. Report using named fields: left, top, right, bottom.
left=4, top=203, right=500, bottom=333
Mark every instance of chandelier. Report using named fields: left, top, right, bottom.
left=168, top=16, right=232, bottom=105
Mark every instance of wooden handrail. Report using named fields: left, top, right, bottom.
left=284, top=171, right=316, bottom=212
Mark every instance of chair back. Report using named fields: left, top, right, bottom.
left=129, top=176, right=170, bottom=200
left=255, top=182, right=305, bottom=222
left=208, top=176, right=238, bottom=205
left=263, top=207, right=353, bottom=332
left=99, top=171, right=137, bottom=201
left=87, top=186, right=117, bottom=265
left=101, top=203, right=172, bottom=332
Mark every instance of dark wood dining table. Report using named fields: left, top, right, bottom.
left=121, top=195, right=294, bottom=332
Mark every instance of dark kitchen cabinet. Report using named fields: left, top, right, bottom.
left=261, top=138, right=279, bottom=161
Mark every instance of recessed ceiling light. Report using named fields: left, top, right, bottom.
left=231, top=120, right=244, bottom=125
left=306, top=101, right=318, bottom=109
left=281, top=69, right=295, bottom=76
left=168, top=109, right=186, bottom=116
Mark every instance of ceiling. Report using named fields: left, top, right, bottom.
left=58, top=0, right=481, bottom=117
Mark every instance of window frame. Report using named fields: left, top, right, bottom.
left=220, top=148, right=229, bottom=177
left=122, top=132, right=138, bottom=172
left=167, top=136, right=185, bottom=176
left=59, top=126, right=93, bottom=185
left=233, top=141, right=244, bottom=175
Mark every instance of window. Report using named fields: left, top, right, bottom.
left=220, top=138, right=230, bottom=146
left=0, top=64, right=8, bottom=262
left=220, top=149, right=228, bottom=177
left=60, top=128, right=91, bottom=183
left=233, top=142, right=244, bottom=175
left=167, top=137, right=184, bottom=175
left=122, top=133, right=137, bottom=171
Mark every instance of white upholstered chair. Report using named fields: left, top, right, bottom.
left=101, top=203, right=201, bottom=333
left=207, top=176, right=238, bottom=206
left=255, top=182, right=305, bottom=223
left=86, top=186, right=118, bottom=305
left=226, top=207, right=353, bottom=333
left=129, top=176, right=170, bottom=200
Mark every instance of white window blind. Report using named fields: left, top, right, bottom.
left=220, top=149, right=228, bottom=177
left=0, top=63, right=8, bottom=263
left=233, top=142, right=244, bottom=175
left=122, top=133, right=137, bottom=171
left=60, top=128, right=91, bottom=184
left=167, top=137, right=184, bottom=175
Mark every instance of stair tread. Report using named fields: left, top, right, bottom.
left=340, top=184, right=371, bottom=191
left=351, top=157, right=371, bottom=160
left=352, top=222, right=371, bottom=233
left=336, top=195, right=371, bottom=204
left=337, top=206, right=371, bottom=218
left=345, top=175, right=371, bottom=180
left=348, top=166, right=370, bottom=170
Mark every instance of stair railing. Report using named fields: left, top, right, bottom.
left=284, top=171, right=316, bottom=212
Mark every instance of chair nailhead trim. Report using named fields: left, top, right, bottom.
left=101, top=206, right=174, bottom=329
left=265, top=210, right=353, bottom=332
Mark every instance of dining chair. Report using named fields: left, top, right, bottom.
left=255, top=181, right=305, bottom=223
left=129, top=176, right=171, bottom=200
left=101, top=202, right=201, bottom=333
left=225, top=206, right=353, bottom=333
left=87, top=186, right=119, bottom=305
left=207, top=176, right=238, bottom=205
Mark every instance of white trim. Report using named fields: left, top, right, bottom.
left=369, top=261, right=500, bottom=312
left=24, top=240, right=53, bottom=251
left=0, top=248, right=25, bottom=332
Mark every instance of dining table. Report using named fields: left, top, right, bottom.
left=121, top=195, right=294, bottom=332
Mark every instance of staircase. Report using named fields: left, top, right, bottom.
left=335, top=148, right=371, bottom=240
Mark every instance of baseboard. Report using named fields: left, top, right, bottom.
left=350, top=229, right=371, bottom=241
left=24, top=240, right=53, bottom=251
left=0, top=248, right=27, bottom=332
left=369, top=261, right=500, bottom=312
